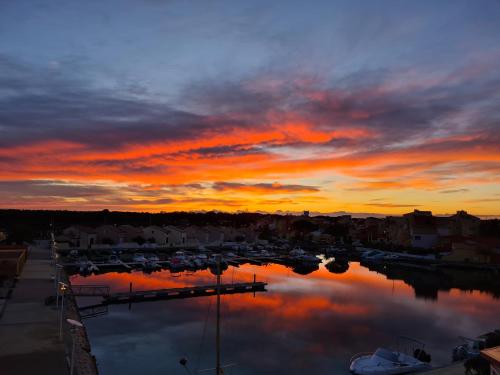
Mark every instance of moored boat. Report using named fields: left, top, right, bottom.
left=350, top=348, right=431, bottom=375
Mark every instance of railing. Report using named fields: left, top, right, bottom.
left=71, top=284, right=110, bottom=297
left=79, top=304, right=109, bottom=319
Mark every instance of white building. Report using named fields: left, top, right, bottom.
left=63, top=226, right=97, bottom=249
left=143, top=225, right=186, bottom=247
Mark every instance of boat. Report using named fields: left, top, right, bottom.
left=351, top=337, right=432, bottom=375
left=169, top=251, right=190, bottom=271
left=77, top=257, right=99, bottom=275
left=350, top=347, right=431, bottom=375
left=289, top=247, right=305, bottom=257
left=452, top=336, right=486, bottom=361
left=132, top=253, right=147, bottom=262
left=145, top=253, right=160, bottom=262
left=108, top=254, right=121, bottom=264
left=142, top=259, right=160, bottom=272
left=290, top=248, right=321, bottom=264
left=190, top=254, right=208, bottom=269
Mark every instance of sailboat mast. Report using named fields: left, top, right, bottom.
left=216, top=254, right=221, bottom=375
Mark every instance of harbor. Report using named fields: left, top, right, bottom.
left=67, top=252, right=499, bottom=375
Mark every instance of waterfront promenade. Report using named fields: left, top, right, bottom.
left=0, top=246, right=67, bottom=375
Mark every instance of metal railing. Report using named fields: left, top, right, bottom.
left=71, top=284, right=110, bottom=297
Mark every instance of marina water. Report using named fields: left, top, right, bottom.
left=71, top=259, right=499, bottom=375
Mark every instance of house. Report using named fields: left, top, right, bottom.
left=384, top=216, right=410, bottom=247
left=403, top=210, right=438, bottom=249
left=118, top=225, right=144, bottom=243
left=96, top=225, right=144, bottom=245
left=96, top=225, right=122, bottom=245
left=481, top=346, right=500, bottom=375
left=203, top=226, right=225, bottom=246
left=142, top=226, right=186, bottom=247
left=436, top=217, right=453, bottom=237
left=163, top=226, right=187, bottom=247
left=143, top=226, right=170, bottom=246
left=450, top=210, right=480, bottom=237
left=63, top=226, right=97, bottom=249
left=442, top=240, right=490, bottom=263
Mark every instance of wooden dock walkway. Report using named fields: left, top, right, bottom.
left=94, top=281, right=268, bottom=304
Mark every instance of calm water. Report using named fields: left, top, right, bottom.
left=71, top=259, right=499, bottom=375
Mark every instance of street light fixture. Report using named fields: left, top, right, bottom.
left=67, top=319, right=83, bottom=375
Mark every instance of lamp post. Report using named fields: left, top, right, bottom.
left=67, top=318, right=83, bottom=375
left=55, top=264, right=63, bottom=308
left=58, top=282, right=68, bottom=340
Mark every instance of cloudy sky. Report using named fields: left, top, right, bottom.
left=1, top=0, right=499, bottom=215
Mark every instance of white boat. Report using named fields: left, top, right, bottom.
left=145, top=253, right=160, bottom=262
left=350, top=348, right=431, bottom=375
left=133, top=253, right=147, bottom=262
left=289, top=247, right=305, bottom=257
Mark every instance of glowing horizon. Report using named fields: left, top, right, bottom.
left=1, top=1, right=499, bottom=215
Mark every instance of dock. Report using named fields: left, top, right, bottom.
left=72, top=281, right=268, bottom=304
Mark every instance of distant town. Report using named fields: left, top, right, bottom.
left=1, top=208, right=500, bottom=264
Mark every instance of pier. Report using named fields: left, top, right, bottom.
left=73, top=281, right=267, bottom=305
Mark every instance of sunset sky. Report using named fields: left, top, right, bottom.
left=1, top=0, right=499, bottom=216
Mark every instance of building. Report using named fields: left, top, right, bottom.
left=442, top=239, right=490, bottom=263
left=96, top=225, right=144, bottom=245
left=62, top=226, right=97, bottom=249
left=450, top=210, right=480, bottom=237
left=163, top=226, right=187, bottom=247
left=143, top=226, right=186, bottom=247
left=384, top=216, right=411, bottom=247
left=143, top=226, right=170, bottom=246
left=403, top=210, right=438, bottom=249
left=0, top=245, right=28, bottom=276
left=481, top=346, right=500, bottom=375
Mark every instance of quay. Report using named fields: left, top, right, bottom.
left=0, top=246, right=67, bottom=375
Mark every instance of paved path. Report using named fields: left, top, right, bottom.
left=0, top=247, right=67, bottom=375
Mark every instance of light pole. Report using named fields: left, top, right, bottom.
left=55, top=264, right=63, bottom=308
left=215, top=254, right=222, bottom=375
left=58, top=282, right=68, bottom=340
left=67, top=318, right=83, bottom=375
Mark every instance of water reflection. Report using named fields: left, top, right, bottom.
left=72, top=262, right=500, bottom=375
left=325, top=259, right=350, bottom=274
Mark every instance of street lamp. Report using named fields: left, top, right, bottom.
left=67, top=318, right=83, bottom=375
left=58, top=282, right=68, bottom=340
left=55, top=264, right=64, bottom=307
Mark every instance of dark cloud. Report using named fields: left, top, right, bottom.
left=0, top=179, right=114, bottom=197
left=212, top=182, right=320, bottom=193
left=1, top=53, right=500, bottom=159
left=364, top=203, right=421, bottom=208
left=439, top=189, right=469, bottom=194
